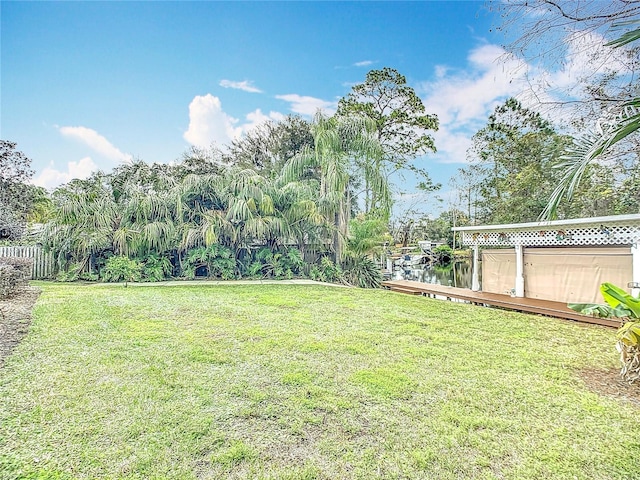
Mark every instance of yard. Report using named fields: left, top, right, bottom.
left=1, top=282, right=639, bottom=479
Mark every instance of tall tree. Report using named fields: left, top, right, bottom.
left=337, top=68, right=440, bottom=213
left=0, top=140, right=35, bottom=239
left=281, top=113, right=388, bottom=262
left=464, top=98, right=575, bottom=223
left=225, top=115, right=314, bottom=179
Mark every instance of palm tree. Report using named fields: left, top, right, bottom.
left=280, top=112, right=389, bottom=263
left=541, top=23, right=640, bottom=220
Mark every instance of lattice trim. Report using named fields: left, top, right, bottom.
left=461, top=224, right=640, bottom=246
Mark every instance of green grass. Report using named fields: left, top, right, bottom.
left=0, top=282, right=638, bottom=479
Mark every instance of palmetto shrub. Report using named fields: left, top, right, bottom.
left=342, top=253, right=382, bottom=288
left=247, top=247, right=305, bottom=279
left=309, top=256, right=344, bottom=284
left=0, top=257, right=31, bottom=298
left=182, top=245, right=236, bottom=280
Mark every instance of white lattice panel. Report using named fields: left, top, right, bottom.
left=460, top=223, right=640, bottom=246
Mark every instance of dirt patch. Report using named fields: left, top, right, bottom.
left=580, top=367, right=640, bottom=406
left=0, top=286, right=41, bottom=367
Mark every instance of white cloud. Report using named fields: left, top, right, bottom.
left=354, top=60, right=374, bottom=67
left=420, top=44, right=527, bottom=127
left=219, top=79, right=262, bottom=93
left=241, top=109, right=286, bottom=133
left=416, top=44, right=532, bottom=166
left=183, top=95, right=288, bottom=147
left=33, top=157, right=99, bottom=189
left=58, top=126, right=132, bottom=163
left=183, top=94, right=242, bottom=147
left=275, top=94, right=337, bottom=116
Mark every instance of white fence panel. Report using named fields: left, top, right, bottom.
left=0, top=245, right=54, bottom=279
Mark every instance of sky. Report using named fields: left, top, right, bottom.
left=0, top=1, right=621, bottom=217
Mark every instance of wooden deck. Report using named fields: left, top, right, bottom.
left=381, top=280, right=620, bottom=328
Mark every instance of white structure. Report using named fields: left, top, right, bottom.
left=453, top=214, right=640, bottom=301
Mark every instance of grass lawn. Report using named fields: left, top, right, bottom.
left=1, top=282, right=639, bottom=479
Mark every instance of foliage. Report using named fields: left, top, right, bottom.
left=569, top=282, right=640, bottom=383
left=0, top=203, right=26, bottom=241
left=432, top=244, right=454, bottom=264
left=337, top=67, right=439, bottom=176
left=309, top=256, right=344, bottom=284
left=342, top=254, right=382, bottom=288
left=101, top=256, right=143, bottom=285
left=280, top=113, right=388, bottom=263
left=39, top=110, right=402, bottom=278
left=140, top=253, right=173, bottom=282
left=346, top=216, right=391, bottom=257
left=182, top=245, right=236, bottom=280
left=248, top=247, right=304, bottom=279
left=462, top=98, right=620, bottom=224
left=226, top=115, right=314, bottom=178
left=0, top=257, right=31, bottom=298
left=0, top=141, right=36, bottom=240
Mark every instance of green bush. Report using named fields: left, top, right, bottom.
left=433, top=244, right=453, bottom=264
left=310, top=257, right=343, bottom=284
left=570, top=282, right=640, bottom=384
left=343, top=254, right=382, bottom=288
left=101, top=256, right=142, bottom=284
left=0, top=257, right=31, bottom=298
left=248, top=247, right=305, bottom=279
left=183, top=245, right=236, bottom=280
left=140, top=253, right=172, bottom=282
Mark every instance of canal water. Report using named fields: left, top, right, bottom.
left=392, top=260, right=479, bottom=290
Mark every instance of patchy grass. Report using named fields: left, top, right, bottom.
left=0, top=282, right=638, bottom=479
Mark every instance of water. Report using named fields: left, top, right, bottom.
left=392, top=260, right=478, bottom=289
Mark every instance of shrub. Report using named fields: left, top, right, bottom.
left=433, top=244, right=454, bottom=264
left=343, top=254, right=382, bottom=288
left=310, top=256, right=344, bottom=284
left=0, top=257, right=31, bottom=298
left=248, top=247, right=305, bottom=279
left=183, top=245, right=236, bottom=280
left=102, top=256, right=142, bottom=285
left=140, top=253, right=172, bottom=282
left=570, top=283, right=640, bottom=384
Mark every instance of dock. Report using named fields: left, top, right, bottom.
left=381, top=280, right=619, bottom=328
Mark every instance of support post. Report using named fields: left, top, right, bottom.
left=632, top=242, right=640, bottom=297
left=515, top=244, right=525, bottom=298
left=471, top=244, right=480, bottom=292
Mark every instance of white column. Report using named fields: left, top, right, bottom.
left=632, top=242, right=640, bottom=297
left=515, top=244, right=525, bottom=298
left=471, top=245, right=480, bottom=292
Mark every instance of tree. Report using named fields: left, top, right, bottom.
left=491, top=2, right=640, bottom=218
left=281, top=113, right=389, bottom=263
left=337, top=68, right=440, bottom=213
left=463, top=98, right=573, bottom=223
left=0, top=141, right=35, bottom=240
left=535, top=20, right=640, bottom=218
left=225, top=115, right=314, bottom=178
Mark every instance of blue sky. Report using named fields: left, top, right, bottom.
left=1, top=1, right=614, bottom=217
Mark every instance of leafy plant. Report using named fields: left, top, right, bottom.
left=247, top=247, right=305, bottom=279
left=309, top=256, right=344, bottom=284
left=101, top=256, right=142, bottom=286
left=569, top=282, right=640, bottom=383
left=140, top=253, right=172, bottom=282
left=0, top=258, right=31, bottom=298
left=343, top=254, right=382, bottom=288
left=183, top=245, right=236, bottom=280
left=432, top=244, right=454, bottom=264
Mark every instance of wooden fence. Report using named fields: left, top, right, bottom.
left=0, top=246, right=54, bottom=279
